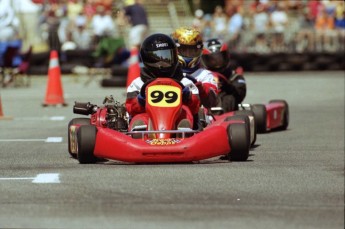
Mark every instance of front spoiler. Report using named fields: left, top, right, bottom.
left=93, top=125, right=230, bottom=163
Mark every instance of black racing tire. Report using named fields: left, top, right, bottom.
left=68, top=118, right=90, bottom=158
left=227, top=123, right=250, bottom=161
left=234, top=110, right=257, bottom=146
left=251, top=104, right=267, bottom=133
left=77, top=125, right=98, bottom=164
left=269, top=99, right=289, bottom=130
left=225, top=115, right=250, bottom=148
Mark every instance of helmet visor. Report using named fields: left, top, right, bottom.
left=145, top=49, right=176, bottom=69
left=177, top=44, right=202, bottom=58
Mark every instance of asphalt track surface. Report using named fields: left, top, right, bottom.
left=0, top=71, right=344, bottom=229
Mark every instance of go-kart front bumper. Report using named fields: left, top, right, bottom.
left=93, top=125, right=230, bottom=163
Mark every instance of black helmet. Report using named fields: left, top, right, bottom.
left=140, top=33, right=178, bottom=78
left=201, top=38, right=230, bottom=71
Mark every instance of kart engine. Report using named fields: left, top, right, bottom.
left=102, top=95, right=128, bottom=132
left=73, top=95, right=128, bottom=132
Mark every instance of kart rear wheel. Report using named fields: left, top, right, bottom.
left=68, top=118, right=90, bottom=158
left=77, top=125, right=97, bottom=164
left=225, top=115, right=250, bottom=148
left=234, top=110, right=257, bottom=146
left=269, top=100, right=289, bottom=130
left=227, top=123, right=250, bottom=161
left=251, top=104, right=267, bottom=133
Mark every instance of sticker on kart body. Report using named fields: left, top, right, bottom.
left=147, top=85, right=181, bottom=107
left=146, top=138, right=181, bottom=145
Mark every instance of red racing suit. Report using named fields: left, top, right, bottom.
left=184, top=67, right=218, bottom=108
left=212, top=66, right=247, bottom=112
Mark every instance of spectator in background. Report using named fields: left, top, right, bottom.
left=335, top=1, right=345, bottom=29
left=334, top=0, right=345, bottom=44
left=201, top=14, right=214, bottom=41
left=192, top=9, right=205, bottom=32
left=226, top=5, right=244, bottom=50
left=44, top=8, right=61, bottom=52
left=0, top=0, right=21, bottom=86
left=0, top=0, right=20, bottom=42
left=67, top=0, right=83, bottom=20
left=315, top=6, right=336, bottom=52
left=90, top=5, right=116, bottom=47
left=306, top=0, right=322, bottom=25
left=72, top=12, right=92, bottom=50
left=252, top=4, right=270, bottom=53
left=61, top=32, right=77, bottom=53
left=84, top=0, right=97, bottom=22
left=249, top=0, right=266, bottom=13
left=56, top=3, right=69, bottom=46
left=123, top=0, right=149, bottom=49
left=295, top=9, right=316, bottom=52
left=270, top=2, right=288, bottom=52
left=212, top=5, right=228, bottom=40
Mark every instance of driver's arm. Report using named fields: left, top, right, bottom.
left=125, top=78, right=145, bottom=116
left=181, top=78, right=200, bottom=115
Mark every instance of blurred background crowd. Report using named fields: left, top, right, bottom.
left=0, top=0, right=344, bottom=73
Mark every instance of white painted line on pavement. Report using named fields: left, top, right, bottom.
left=13, top=116, right=66, bottom=121
left=0, top=139, right=46, bottom=142
left=0, top=137, right=63, bottom=143
left=0, top=177, right=34, bottom=180
left=32, top=173, right=60, bottom=183
left=0, top=173, right=60, bottom=184
left=50, top=116, right=66, bottom=121
left=45, top=137, right=63, bottom=143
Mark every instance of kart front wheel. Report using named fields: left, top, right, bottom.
left=269, top=100, right=289, bottom=130
left=227, top=123, right=250, bottom=161
left=68, top=118, right=90, bottom=158
left=234, top=110, right=257, bottom=146
left=251, top=104, right=267, bottom=133
left=77, top=125, right=97, bottom=164
left=225, top=115, right=250, bottom=148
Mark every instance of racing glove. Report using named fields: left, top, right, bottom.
left=182, top=86, right=191, bottom=103
left=137, top=93, right=146, bottom=107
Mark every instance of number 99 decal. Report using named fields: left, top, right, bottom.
left=147, top=85, right=181, bottom=107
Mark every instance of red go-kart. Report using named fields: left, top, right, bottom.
left=240, top=100, right=289, bottom=133
left=210, top=68, right=289, bottom=134
left=209, top=101, right=289, bottom=136
left=68, top=78, right=251, bottom=164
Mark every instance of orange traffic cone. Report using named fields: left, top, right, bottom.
left=42, top=50, right=67, bottom=106
left=126, top=47, right=141, bottom=87
left=0, top=94, right=13, bottom=120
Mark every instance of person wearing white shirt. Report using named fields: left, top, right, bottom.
left=90, top=5, right=116, bottom=46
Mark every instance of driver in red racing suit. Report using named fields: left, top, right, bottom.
left=171, top=27, right=218, bottom=109
left=201, top=38, right=246, bottom=112
left=125, top=33, right=200, bottom=129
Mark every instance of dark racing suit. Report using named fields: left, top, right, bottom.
left=212, top=66, right=246, bottom=112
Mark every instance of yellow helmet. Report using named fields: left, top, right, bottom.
left=171, top=27, right=203, bottom=73
left=172, top=27, right=203, bottom=46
